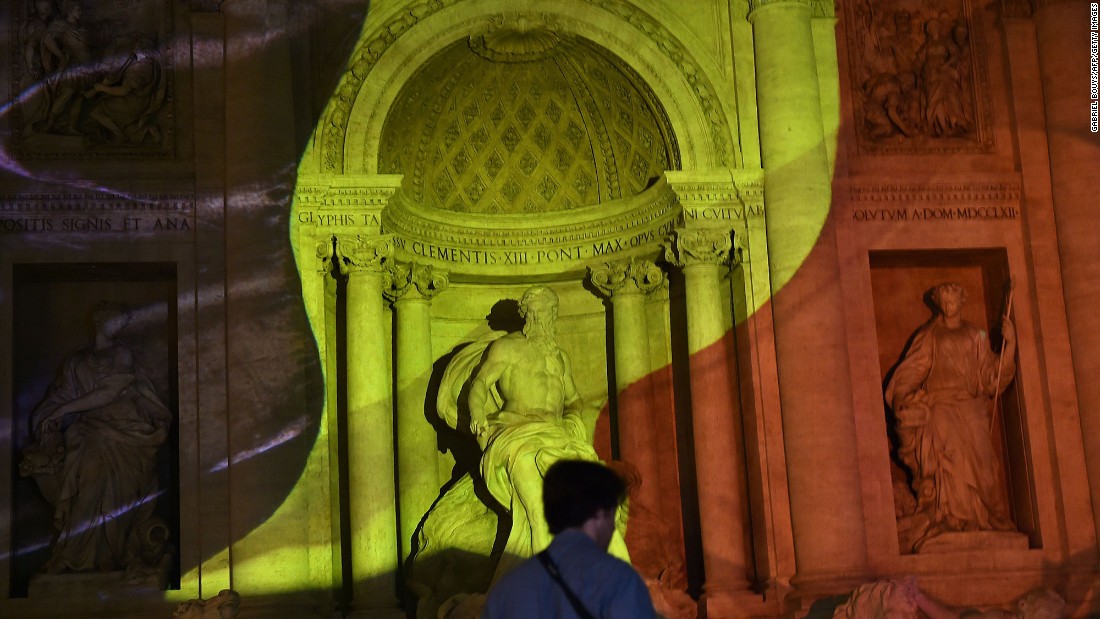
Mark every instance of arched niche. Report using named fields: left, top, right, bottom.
left=309, top=0, right=740, bottom=175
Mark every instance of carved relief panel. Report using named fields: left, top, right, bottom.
left=844, top=0, right=993, bottom=154
left=10, top=0, right=174, bottom=159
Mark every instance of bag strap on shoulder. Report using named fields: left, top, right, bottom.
left=537, top=550, right=598, bottom=619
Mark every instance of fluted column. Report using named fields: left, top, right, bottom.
left=385, top=261, right=449, bottom=563
left=749, top=0, right=870, bottom=589
left=666, top=228, right=750, bottom=606
left=336, top=235, right=398, bottom=612
left=588, top=258, right=666, bottom=511
left=1034, top=0, right=1100, bottom=543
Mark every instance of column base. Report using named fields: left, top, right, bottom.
left=786, top=569, right=874, bottom=616
left=700, top=586, right=785, bottom=619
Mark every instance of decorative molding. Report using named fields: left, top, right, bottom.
left=335, top=235, right=393, bottom=275
left=315, top=238, right=335, bottom=274
left=664, top=227, right=736, bottom=269
left=747, top=0, right=814, bottom=17
left=0, top=192, right=193, bottom=212
left=294, top=183, right=401, bottom=209
left=320, top=0, right=734, bottom=172
left=812, top=0, right=836, bottom=18
left=847, top=182, right=1022, bottom=203
left=588, top=257, right=666, bottom=298
left=469, top=13, right=567, bottom=62
left=384, top=261, right=449, bottom=302
left=666, top=171, right=765, bottom=225
left=189, top=0, right=224, bottom=11
left=382, top=176, right=678, bottom=250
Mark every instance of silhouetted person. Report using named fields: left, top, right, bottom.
left=482, top=460, right=655, bottom=619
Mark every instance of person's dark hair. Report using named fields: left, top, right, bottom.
left=542, top=459, right=626, bottom=534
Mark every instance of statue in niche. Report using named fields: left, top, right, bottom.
left=407, top=286, right=622, bottom=618
left=20, top=302, right=174, bottom=581
left=885, top=283, right=1017, bottom=552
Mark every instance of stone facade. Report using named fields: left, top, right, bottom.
left=1, top=0, right=1098, bottom=617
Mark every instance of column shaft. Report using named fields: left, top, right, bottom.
left=344, top=262, right=398, bottom=610
left=682, top=263, right=750, bottom=596
left=750, top=0, right=869, bottom=586
left=387, top=261, right=448, bottom=576
left=589, top=260, right=666, bottom=509
left=609, top=291, right=661, bottom=509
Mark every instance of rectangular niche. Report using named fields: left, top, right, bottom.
left=869, top=249, right=1038, bottom=554
left=9, top=263, right=179, bottom=597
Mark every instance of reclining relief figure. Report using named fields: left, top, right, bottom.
left=409, top=286, right=625, bottom=618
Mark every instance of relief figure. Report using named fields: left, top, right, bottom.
left=885, top=283, right=1016, bottom=551
left=20, top=302, right=173, bottom=578
left=15, top=0, right=169, bottom=149
left=848, top=1, right=978, bottom=146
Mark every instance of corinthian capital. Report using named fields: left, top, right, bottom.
left=747, top=0, right=813, bottom=17
left=384, top=262, right=450, bottom=302
left=664, top=228, right=737, bottom=269
left=588, top=258, right=666, bottom=299
left=335, top=235, right=393, bottom=276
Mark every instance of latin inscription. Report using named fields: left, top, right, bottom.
left=0, top=216, right=191, bottom=234
left=297, top=210, right=382, bottom=227
left=851, top=206, right=1020, bottom=222
left=684, top=205, right=764, bottom=221
left=390, top=220, right=676, bottom=266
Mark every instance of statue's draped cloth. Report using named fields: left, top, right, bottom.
left=30, top=348, right=172, bottom=572
left=886, top=320, right=1014, bottom=533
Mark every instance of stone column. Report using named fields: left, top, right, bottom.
left=1034, top=0, right=1100, bottom=542
left=749, top=0, right=870, bottom=589
left=666, top=228, right=750, bottom=606
left=385, top=262, right=449, bottom=564
left=336, top=235, right=398, bottom=612
left=588, top=258, right=666, bottom=511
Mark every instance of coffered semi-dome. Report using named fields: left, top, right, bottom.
left=378, top=24, right=679, bottom=214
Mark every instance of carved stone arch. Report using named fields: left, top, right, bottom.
left=316, top=0, right=739, bottom=175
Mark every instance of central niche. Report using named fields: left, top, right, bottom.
left=378, top=19, right=679, bottom=214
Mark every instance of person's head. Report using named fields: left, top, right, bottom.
left=61, top=0, right=80, bottom=21
left=91, top=302, right=130, bottom=338
left=543, top=459, right=625, bottom=549
left=519, top=285, right=558, bottom=342
left=931, top=282, right=967, bottom=318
